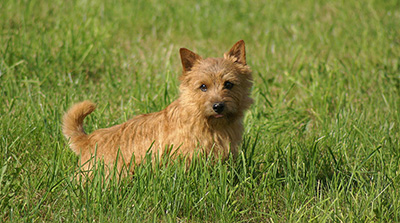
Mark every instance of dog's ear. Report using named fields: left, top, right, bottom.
left=224, top=40, right=246, bottom=65
left=180, top=48, right=202, bottom=72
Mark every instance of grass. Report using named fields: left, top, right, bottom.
left=1, top=0, right=400, bottom=221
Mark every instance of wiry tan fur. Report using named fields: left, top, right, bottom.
left=63, top=40, right=253, bottom=177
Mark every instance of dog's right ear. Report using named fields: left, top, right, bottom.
left=180, top=48, right=202, bottom=72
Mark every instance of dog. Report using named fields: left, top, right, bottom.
left=63, top=40, right=253, bottom=176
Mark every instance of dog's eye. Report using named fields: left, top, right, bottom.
left=224, top=81, right=234, bottom=90
left=200, top=84, right=207, bottom=92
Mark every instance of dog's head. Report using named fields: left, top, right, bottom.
left=178, top=40, right=253, bottom=123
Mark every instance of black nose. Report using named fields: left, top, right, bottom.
left=212, top=102, right=225, bottom=114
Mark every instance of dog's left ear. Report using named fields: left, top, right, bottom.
left=180, top=48, right=202, bottom=72
left=224, top=40, right=246, bottom=65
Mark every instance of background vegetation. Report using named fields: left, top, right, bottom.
left=1, top=0, right=399, bottom=221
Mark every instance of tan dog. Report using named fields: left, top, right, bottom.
left=63, top=40, right=253, bottom=176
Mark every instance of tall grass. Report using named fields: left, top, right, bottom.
left=1, top=0, right=399, bottom=221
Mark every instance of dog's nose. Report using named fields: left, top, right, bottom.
left=212, top=102, right=225, bottom=114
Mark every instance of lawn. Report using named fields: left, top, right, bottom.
left=1, top=0, right=399, bottom=221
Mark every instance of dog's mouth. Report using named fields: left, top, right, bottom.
left=213, top=114, right=224, bottom=118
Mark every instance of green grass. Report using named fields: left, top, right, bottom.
left=1, top=0, right=400, bottom=221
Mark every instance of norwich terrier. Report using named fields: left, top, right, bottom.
left=63, top=40, right=253, bottom=176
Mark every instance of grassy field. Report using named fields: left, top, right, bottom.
left=1, top=0, right=400, bottom=221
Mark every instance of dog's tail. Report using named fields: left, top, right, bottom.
left=62, top=101, right=96, bottom=154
